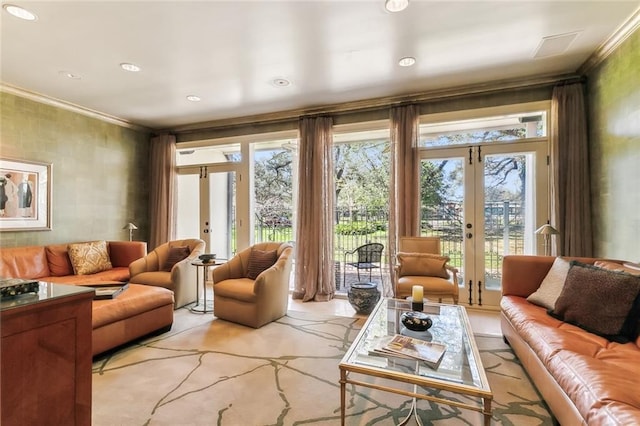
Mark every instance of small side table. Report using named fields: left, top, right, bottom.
left=190, top=260, right=224, bottom=313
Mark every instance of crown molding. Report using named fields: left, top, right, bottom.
left=0, top=83, right=152, bottom=133
left=578, top=6, right=640, bottom=75
left=170, top=72, right=579, bottom=135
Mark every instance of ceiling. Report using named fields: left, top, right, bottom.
left=1, top=1, right=638, bottom=131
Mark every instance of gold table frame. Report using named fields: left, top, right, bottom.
left=339, top=298, right=493, bottom=425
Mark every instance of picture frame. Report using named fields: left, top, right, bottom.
left=0, top=158, right=52, bottom=231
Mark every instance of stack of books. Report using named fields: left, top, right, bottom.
left=369, top=334, right=447, bottom=369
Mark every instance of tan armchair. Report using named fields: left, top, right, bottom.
left=395, top=236, right=459, bottom=304
left=129, top=238, right=206, bottom=308
left=212, top=242, right=293, bottom=328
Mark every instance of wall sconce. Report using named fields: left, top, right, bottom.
left=123, top=222, right=138, bottom=241
left=535, top=223, right=559, bottom=256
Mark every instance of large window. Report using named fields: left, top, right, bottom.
left=333, top=124, right=390, bottom=293
left=252, top=139, right=296, bottom=244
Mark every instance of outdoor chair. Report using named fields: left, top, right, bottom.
left=343, top=242, right=384, bottom=288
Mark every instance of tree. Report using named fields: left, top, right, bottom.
left=253, top=150, right=293, bottom=227
left=334, top=141, right=390, bottom=212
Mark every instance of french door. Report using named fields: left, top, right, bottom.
left=420, top=141, right=548, bottom=308
left=176, top=165, right=238, bottom=260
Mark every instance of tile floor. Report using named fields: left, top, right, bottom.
left=200, top=283, right=502, bottom=337
left=287, top=294, right=502, bottom=336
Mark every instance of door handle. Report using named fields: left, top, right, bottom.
left=466, top=232, right=473, bottom=239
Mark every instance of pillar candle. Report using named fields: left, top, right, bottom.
left=412, top=285, right=423, bottom=302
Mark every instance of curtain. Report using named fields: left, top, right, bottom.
left=550, top=82, right=593, bottom=257
left=388, top=104, right=421, bottom=296
left=149, top=133, right=177, bottom=250
left=293, top=116, right=335, bottom=302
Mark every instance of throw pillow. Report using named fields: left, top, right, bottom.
left=396, top=252, right=450, bottom=279
left=68, top=241, right=112, bottom=275
left=246, top=249, right=278, bottom=280
left=163, top=246, right=191, bottom=271
left=551, top=261, right=640, bottom=342
left=526, top=257, right=571, bottom=310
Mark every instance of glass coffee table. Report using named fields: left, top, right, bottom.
left=339, top=298, right=492, bottom=425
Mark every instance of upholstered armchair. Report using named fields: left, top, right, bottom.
left=212, top=242, right=293, bottom=328
left=395, top=236, right=459, bottom=304
left=129, top=238, right=206, bottom=308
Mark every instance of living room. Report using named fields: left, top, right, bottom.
left=1, top=1, right=639, bottom=425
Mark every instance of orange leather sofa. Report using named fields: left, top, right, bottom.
left=0, top=241, right=174, bottom=356
left=501, top=255, right=640, bottom=425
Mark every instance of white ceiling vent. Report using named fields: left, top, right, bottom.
left=533, top=32, right=581, bottom=59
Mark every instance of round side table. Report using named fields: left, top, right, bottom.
left=190, top=260, right=224, bottom=313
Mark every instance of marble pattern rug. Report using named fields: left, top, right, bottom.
left=92, top=308, right=552, bottom=425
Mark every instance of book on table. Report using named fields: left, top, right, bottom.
left=86, top=282, right=129, bottom=300
left=370, top=334, right=446, bottom=368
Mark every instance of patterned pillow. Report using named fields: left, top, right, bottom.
left=396, top=252, right=450, bottom=279
left=68, top=241, right=112, bottom=275
left=526, top=257, right=571, bottom=310
left=163, top=246, right=191, bottom=271
left=246, top=249, right=278, bottom=280
left=551, top=261, right=640, bottom=342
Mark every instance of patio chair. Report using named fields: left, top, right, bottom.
left=343, top=243, right=384, bottom=288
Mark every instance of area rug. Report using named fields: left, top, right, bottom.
left=92, top=309, right=552, bottom=425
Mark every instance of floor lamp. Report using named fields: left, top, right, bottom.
left=123, top=222, right=138, bottom=241
left=535, top=223, right=559, bottom=256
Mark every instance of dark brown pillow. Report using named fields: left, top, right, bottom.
left=163, top=246, right=191, bottom=271
left=246, top=249, right=278, bottom=280
left=551, top=261, right=640, bottom=342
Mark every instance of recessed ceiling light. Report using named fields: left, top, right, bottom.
left=272, top=78, right=291, bottom=87
left=3, top=4, right=37, bottom=21
left=398, top=56, right=416, bottom=67
left=120, top=63, right=141, bottom=72
left=385, top=0, right=409, bottom=13
left=186, top=95, right=201, bottom=102
left=59, top=70, right=81, bottom=80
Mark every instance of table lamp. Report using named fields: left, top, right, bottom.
left=123, top=222, right=138, bottom=241
left=535, top=223, right=559, bottom=256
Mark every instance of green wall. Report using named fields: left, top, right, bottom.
left=587, top=29, right=640, bottom=261
left=0, top=92, right=151, bottom=248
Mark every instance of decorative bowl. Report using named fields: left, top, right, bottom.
left=199, top=254, right=216, bottom=263
left=400, top=311, right=433, bottom=332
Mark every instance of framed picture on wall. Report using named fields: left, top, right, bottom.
left=0, top=158, right=52, bottom=231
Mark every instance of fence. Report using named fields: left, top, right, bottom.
left=255, top=201, right=525, bottom=288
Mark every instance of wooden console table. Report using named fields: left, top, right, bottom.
left=1, top=282, right=94, bottom=426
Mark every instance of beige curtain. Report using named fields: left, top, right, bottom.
left=550, top=82, right=593, bottom=257
left=293, top=116, right=335, bottom=302
left=149, top=133, right=177, bottom=250
left=388, top=104, right=421, bottom=296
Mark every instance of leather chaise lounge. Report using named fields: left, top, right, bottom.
left=0, top=241, right=174, bottom=356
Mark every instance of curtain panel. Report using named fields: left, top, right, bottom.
left=550, top=82, right=593, bottom=257
left=149, top=134, right=177, bottom=250
left=293, top=116, right=335, bottom=302
left=388, top=104, right=421, bottom=296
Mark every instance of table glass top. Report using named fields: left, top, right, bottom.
left=342, top=298, right=489, bottom=391
left=1, top=282, right=94, bottom=311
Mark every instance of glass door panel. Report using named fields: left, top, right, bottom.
left=476, top=145, right=545, bottom=307
left=205, top=171, right=236, bottom=260
left=419, top=156, right=466, bottom=289
left=176, top=173, right=200, bottom=240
